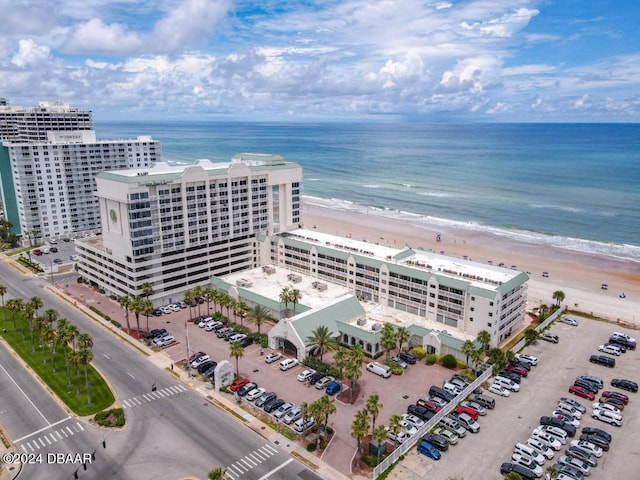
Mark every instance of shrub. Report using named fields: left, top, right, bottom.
left=94, top=408, right=125, bottom=427
left=383, top=361, right=404, bottom=375
left=301, top=357, right=341, bottom=379
left=441, top=354, right=458, bottom=369
left=410, top=346, right=426, bottom=360
left=425, top=354, right=438, bottom=365
left=306, top=442, right=317, bottom=452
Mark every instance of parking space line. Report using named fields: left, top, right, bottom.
left=44, top=436, right=51, bottom=445
left=142, top=394, right=152, bottom=401
left=55, top=431, right=62, bottom=440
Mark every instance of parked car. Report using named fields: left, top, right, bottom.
left=609, top=334, right=636, bottom=350
left=539, top=425, right=567, bottom=445
left=578, top=434, right=609, bottom=451
left=297, top=369, right=315, bottom=382
left=401, top=413, right=425, bottom=429
left=454, top=405, right=479, bottom=420
left=416, top=440, right=441, bottom=460
left=153, top=334, right=175, bottom=347
left=279, top=358, right=299, bottom=371
left=526, top=437, right=555, bottom=460
left=559, top=397, right=586, bottom=413
left=488, top=383, right=510, bottom=397
left=573, top=379, right=598, bottom=394
left=557, top=455, right=591, bottom=477
left=611, top=378, right=638, bottom=392
left=421, top=433, right=449, bottom=451
left=510, top=453, right=543, bottom=477
left=389, top=356, right=408, bottom=369
left=143, top=328, right=167, bottom=340
left=191, top=355, right=211, bottom=369
left=237, top=382, right=258, bottom=396
left=598, top=396, right=625, bottom=410
left=570, top=440, right=603, bottom=458
left=264, top=352, right=282, bottom=363
left=581, top=426, right=612, bottom=443
left=307, top=371, right=326, bottom=385
left=407, top=404, right=432, bottom=421
left=188, top=351, right=207, bottom=363
left=568, top=385, right=595, bottom=401
left=499, top=462, right=537, bottom=480
left=245, top=387, right=265, bottom=402
left=541, top=333, right=559, bottom=343
left=560, top=317, right=579, bottom=326
left=432, top=427, right=459, bottom=445
left=385, top=427, right=413, bottom=444
left=589, top=354, right=615, bottom=368
left=255, top=392, right=277, bottom=408
left=592, top=402, right=621, bottom=415
left=498, top=371, right=522, bottom=384
left=197, top=360, right=217, bottom=374
left=398, top=352, right=417, bottom=364
left=598, top=344, right=621, bottom=356
left=325, top=381, right=342, bottom=396
left=540, top=417, right=576, bottom=437
left=32, top=249, right=42, bottom=256
left=314, top=376, right=334, bottom=389
left=283, top=407, right=302, bottom=425
left=453, top=412, right=480, bottom=433
left=553, top=464, right=586, bottom=480
left=506, top=364, right=528, bottom=377
left=601, top=390, right=629, bottom=404
left=552, top=411, right=580, bottom=428
left=576, top=375, right=604, bottom=389
left=263, top=398, right=285, bottom=413
left=555, top=403, right=583, bottom=419
left=531, top=430, right=562, bottom=451
left=515, top=353, right=538, bottom=366
left=229, top=377, right=250, bottom=392
left=417, top=399, right=442, bottom=413
left=592, top=408, right=622, bottom=426
left=460, top=400, right=486, bottom=416
left=293, top=417, right=315, bottom=433
left=273, top=402, right=294, bottom=419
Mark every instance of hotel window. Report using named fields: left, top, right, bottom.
left=487, top=322, right=492, bottom=327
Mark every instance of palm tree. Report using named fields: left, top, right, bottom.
left=79, top=347, right=94, bottom=404
left=279, top=287, right=291, bottom=317
left=380, top=322, right=396, bottom=360
left=395, top=326, right=409, bottom=353
left=203, top=287, right=216, bottom=314
left=22, top=303, right=34, bottom=344
left=118, top=295, right=132, bottom=333
left=142, top=298, right=153, bottom=332
left=314, top=395, right=336, bottom=450
left=40, top=322, right=53, bottom=365
left=28, top=296, right=43, bottom=320
left=538, top=304, right=549, bottom=320
left=141, top=282, right=153, bottom=302
left=545, top=465, right=558, bottom=479
left=372, top=425, right=388, bottom=466
left=184, top=289, right=195, bottom=321
left=230, top=341, right=244, bottom=377
left=552, top=290, right=565, bottom=307
left=70, top=349, right=82, bottom=395
left=7, top=298, right=23, bottom=332
left=129, top=295, right=144, bottom=335
left=388, top=414, right=403, bottom=451
left=524, top=328, right=540, bottom=346
left=289, top=288, right=302, bottom=315
left=192, top=285, right=204, bottom=317
left=0, top=284, right=7, bottom=323
left=44, top=324, right=58, bottom=370
left=235, top=301, right=248, bottom=327
left=246, top=305, right=273, bottom=336
left=365, top=393, right=383, bottom=436
left=333, top=347, right=349, bottom=380
left=220, top=294, right=233, bottom=320
left=299, top=401, right=310, bottom=426
left=56, top=319, right=74, bottom=386
left=346, top=345, right=364, bottom=404
left=461, top=340, right=477, bottom=367
left=476, top=330, right=491, bottom=352
left=351, top=409, right=370, bottom=468
left=487, top=347, right=506, bottom=374
left=305, top=325, right=338, bottom=363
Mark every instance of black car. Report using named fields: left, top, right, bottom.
left=50, top=246, right=59, bottom=253
left=510, top=360, right=531, bottom=371
left=579, top=433, right=609, bottom=451
left=498, top=371, right=521, bottom=384
left=203, top=366, right=217, bottom=380
left=197, top=360, right=217, bottom=374
left=611, top=378, right=638, bottom=393
left=573, top=379, right=599, bottom=394
left=421, top=433, right=448, bottom=451
left=540, top=416, right=576, bottom=436
left=582, top=426, right=612, bottom=443
left=143, top=328, right=167, bottom=340
left=238, top=336, right=254, bottom=347
left=237, top=382, right=257, bottom=396
left=152, top=308, right=163, bottom=317
left=398, top=352, right=417, bottom=365
left=264, top=398, right=284, bottom=413
left=407, top=404, right=430, bottom=421
left=499, top=462, right=536, bottom=480
left=308, top=371, right=326, bottom=385
left=609, top=335, right=636, bottom=350
left=554, top=463, right=586, bottom=480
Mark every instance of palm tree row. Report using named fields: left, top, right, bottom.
left=0, top=287, right=95, bottom=404
left=334, top=345, right=364, bottom=404
left=307, top=395, right=337, bottom=450
left=279, top=286, right=302, bottom=317
left=118, top=281, right=154, bottom=335
left=379, top=323, right=411, bottom=360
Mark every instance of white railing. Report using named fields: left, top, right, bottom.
left=372, top=366, right=493, bottom=479
left=510, top=306, right=567, bottom=353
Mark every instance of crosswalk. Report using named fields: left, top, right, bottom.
left=18, top=421, right=84, bottom=453
left=121, top=384, right=188, bottom=409
left=224, top=443, right=279, bottom=479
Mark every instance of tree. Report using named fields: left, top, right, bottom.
left=289, top=288, right=302, bottom=315
left=372, top=425, right=388, bottom=466
left=311, top=395, right=336, bottom=450
left=118, top=295, right=132, bottom=333
left=504, top=473, right=522, bottom=480
left=305, top=325, right=338, bottom=363
left=129, top=296, right=145, bottom=334
left=142, top=298, right=153, bottom=333
left=524, top=328, right=540, bottom=346
left=70, top=349, right=82, bottom=396
left=230, top=341, right=244, bottom=377
left=203, top=287, right=216, bottom=314
left=388, top=414, right=403, bottom=451
left=41, top=323, right=55, bottom=368
left=184, top=289, right=195, bottom=322
left=476, top=330, right=491, bottom=352
left=552, top=290, right=565, bottom=307
left=333, top=347, right=349, bottom=380
left=395, top=326, right=410, bottom=353
left=79, top=347, right=94, bottom=404
left=192, top=285, right=204, bottom=317
left=487, top=347, right=506, bottom=374
left=234, top=301, right=248, bottom=326
left=279, top=287, right=291, bottom=317
left=141, top=282, right=153, bottom=302
left=350, top=409, right=370, bottom=469
left=22, top=303, right=35, bottom=348
left=346, top=345, right=364, bottom=405
left=380, top=323, right=396, bottom=360
left=208, top=468, right=226, bottom=480
left=461, top=340, right=477, bottom=367
left=0, top=284, right=6, bottom=323
left=7, top=298, right=23, bottom=332
left=545, top=465, right=558, bottom=479
left=365, top=393, right=383, bottom=436
left=538, top=304, right=549, bottom=320
left=56, top=318, right=74, bottom=386
left=246, top=305, right=273, bottom=336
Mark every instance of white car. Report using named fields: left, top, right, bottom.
left=598, top=344, right=621, bottom=356
left=551, top=411, right=580, bottom=427
left=273, top=402, right=294, bottom=419
left=191, top=355, right=210, bottom=368
left=612, top=331, right=636, bottom=342
left=461, top=400, right=486, bottom=416
left=558, top=455, right=591, bottom=476
left=515, top=353, right=538, bottom=366
left=570, top=439, right=603, bottom=458
left=592, top=402, right=621, bottom=415
left=489, top=383, right=510, bottom=397
left=540, top=426, right=567, bottom=444
left=592, top=408, right=623, bottom=426
left=384, top=427, right=413, bottom=444
left=526, top=438, right=555, bottom=460
left=264, top=352, right=282, bottom=363
left=297, top=369, right=315, bottom=382
left=246, top=387, right=265, bottom=401
left=279, top=358, right=299, bottom=371
left=154, top=335, right=175, bottom=347
left=396, top=422, right=418, bottom=437
left=401, top=414, right=425, bottom=429
left=315, top=376, right=334, bottom=389
left=560, top=317, right=579, bottom=326
left=205, top=321, right=222, bottom=332
left=510, top=453, right=543, bottom=478
left=556, top=403, right=583, bottom=419
left=443, top=382, right=463, bottom=396
left=531, top=429, right=562, bottom=451
left=197, top=317, right=212, bottom=327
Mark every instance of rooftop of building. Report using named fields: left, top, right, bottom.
left=279, top=228, right=522, bottom=290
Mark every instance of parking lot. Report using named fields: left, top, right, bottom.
left=400, top=317, right=640, bottom=479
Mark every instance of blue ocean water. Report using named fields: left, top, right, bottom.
left=96, top=122, right=640, bottom=262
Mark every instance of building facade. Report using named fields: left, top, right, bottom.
left=75, top=154, right=302, bottom=304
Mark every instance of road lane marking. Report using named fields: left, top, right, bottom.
left=65, top=426, right=73, bottom=435
left=0, top=363, right=52, bottom=425
left=14, top=416, right=71, bottom=443
left=256, top=458, right=293, bottom=480
left=103, top=353, right=110, bottom=359
left=76, top=422, right=84, bottom=431
left=126, top=371, right=135, bottom=379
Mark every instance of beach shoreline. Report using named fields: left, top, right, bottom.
left=301, top=202, right=640, bottom=327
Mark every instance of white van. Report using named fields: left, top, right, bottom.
left=494, top=375, right=520, bottom=392
left=514, top=443, right=545, bottom=465
left=279, top=358, right=299, bottom=371
left=366, top=362, right=391, bottom=378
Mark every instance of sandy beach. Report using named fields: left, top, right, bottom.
left=301, top=202, right=640, bottom=328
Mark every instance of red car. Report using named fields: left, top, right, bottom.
left=188, top=351, right=206, bottom=363
left=229, top=377, right=251, bottom=392
left=599, top=396, right=625, bottom=411
left=416, top=399, right=442, bottom=413
left=568, top=385, right=595, bottom=400
left=32, top=248, right=43, bottom=256
left=506, top=364, right=528, bottom=377
left=601, top=390, right=629, bottom=404
left=455, top=405, right=479, bottom=420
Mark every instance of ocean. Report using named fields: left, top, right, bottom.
left=95, top=121, right=640, bottom=262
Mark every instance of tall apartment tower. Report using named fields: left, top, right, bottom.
left=75, top=154, right=302, bottom=304
left=0, top=99, right=160, bottom=238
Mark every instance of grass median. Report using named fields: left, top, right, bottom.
left=0, top=314, right=114, bottom=416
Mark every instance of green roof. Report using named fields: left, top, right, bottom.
left=292, top=295, right=364, bottom=344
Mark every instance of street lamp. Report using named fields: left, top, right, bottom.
left=50, top=261, right=54, bottom=285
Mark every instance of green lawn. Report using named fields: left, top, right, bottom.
left=0, top=314, right=115, bottom=416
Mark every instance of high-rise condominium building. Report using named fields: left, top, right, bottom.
left=75, top=154, right=302, bottom=304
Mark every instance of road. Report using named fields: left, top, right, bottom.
left=0, top=259, right=321, bottom=480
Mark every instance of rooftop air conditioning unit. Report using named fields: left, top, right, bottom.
left=356, top=317, right=367, bottom=326
left=372, top=323, right=382, bottom=331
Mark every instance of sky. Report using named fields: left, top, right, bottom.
left=1, top=0, right=639, bottom=122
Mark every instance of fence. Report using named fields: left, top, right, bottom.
left=509, top=305, right=567, bottom=353
left=372, top=366, right=493, bottom=479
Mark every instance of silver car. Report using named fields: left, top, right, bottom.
left=283, top=407, right=302, bottom=425
left=274, top=402, right=294, bottom=419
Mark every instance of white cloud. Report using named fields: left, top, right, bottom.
left=11, top=39, right=51, bottom=68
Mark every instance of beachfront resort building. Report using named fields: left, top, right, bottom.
left=211, top=229, right=529, bottom=360
left=75, top=154, right=302, bottom=304
left=0, top=99, right=160, bottom=238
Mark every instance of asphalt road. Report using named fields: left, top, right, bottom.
left=0, top=259, right=319, bottom=480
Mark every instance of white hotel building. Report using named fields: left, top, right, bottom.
left=75, top=154, right=302, bottom=304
